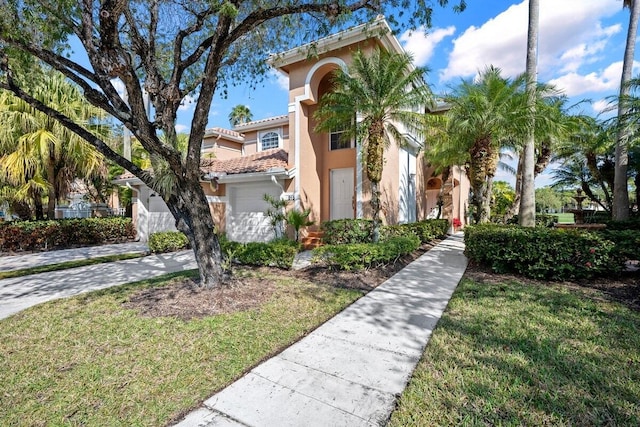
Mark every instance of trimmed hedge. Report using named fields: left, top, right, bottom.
left=313, top=235, right=421, bottom=270
left=507, top=214, right=558, bottom=227
left=323, top=218, right=449, bottom=245
left=0, top=217, right=135, bottom=252
left=228, top=239, right=300, bottom=269
left=464, top=225, right=623, bottom=280
left=148, top=231, right=190, bottom=253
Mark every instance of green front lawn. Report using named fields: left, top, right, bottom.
left=389, top=276, right=640, bottom=426
left=0, top=269, right=362, bottom=426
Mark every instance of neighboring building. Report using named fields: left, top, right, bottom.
left=115, top=16, right=470, bottom=243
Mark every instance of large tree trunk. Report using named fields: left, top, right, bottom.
left=166, top=177, right=228, bottom=287
left=613, top=0, right=640, bottom=220
left=519, top=0, right=539, bottom=227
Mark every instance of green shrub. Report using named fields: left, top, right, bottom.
left=598, top=229, right=640, bottom=261
left=148, top=231, right=190, bottom=253
left=599, top=218, right=640, bottom=231
left=410, top=219, right=449, bottom=242
left=380, top=224, right=417, bottom=241
left=507, top=214, right=558, bottom=227
left=464, top=225, right=621, bottom=280
left=322, top=219, right=373, bottom=244
left=0, top=217, right=135, bottom=252
left=230, top=239, right=299, bottom=269
left=314, top=235, right=420, bottom=270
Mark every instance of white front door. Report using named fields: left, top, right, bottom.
left=330, top=168, right=354, bottom=220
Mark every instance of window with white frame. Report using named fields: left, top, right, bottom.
left=259, top=130, right=281, bottom=150
left=330, top=129, right=352, bottom=150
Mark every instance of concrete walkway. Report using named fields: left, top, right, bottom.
left=0, top=249, right=195, bottom=320
left=175, top=234, right=468, bottom=427
left=0, top=242, right=149, bottom=272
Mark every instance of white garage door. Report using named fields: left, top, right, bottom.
left=226, top=182, right=281, bottom=243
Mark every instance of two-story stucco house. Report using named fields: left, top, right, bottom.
left=116, top=16, right=470, bottom=243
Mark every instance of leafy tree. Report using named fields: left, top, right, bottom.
left=535, top=186, right=561, bottom=213
left=228, top=104, right=253, bottom=127
left=314, top=48, right=432, bottom=241
left=613, top=0, right=640, bottom=220
left=0, top=1, right=464, bottom=287
left=0, top=71, right=108, bottom=219
left=491, top=180, right=515, bottom=218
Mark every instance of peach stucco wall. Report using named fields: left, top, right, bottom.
left=285, top=39, right=398, bottom=225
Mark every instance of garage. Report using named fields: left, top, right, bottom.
left=226, top=181, right=282, bottom=243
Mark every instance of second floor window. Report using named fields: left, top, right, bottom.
left=330, top=129, right=352, bottom=150
left=260, top=131, right=280, bottom=150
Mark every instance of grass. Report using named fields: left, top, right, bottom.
left=389, top=277, right=640, bottom=426
left=0, top=269, right=362, bottom=426
left=0, top=253, right=146, bottom=279
left=554, top=212, right=575, bottom=223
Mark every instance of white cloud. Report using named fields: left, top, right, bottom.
left=549, top=62, right=621, bottom=96
left=440, top=0, right=621, bottom=83
left=549, top=60, right=640, bottom=97
left=270, top=69, right=289, bottom=91
left=399, top=26, right=456, bottom=67
left=175, top=124, right=188, bottom=133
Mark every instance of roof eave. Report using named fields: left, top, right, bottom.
left=232, top=115, right=289, bottom=132
left=268, top=16, right=404, bottom=70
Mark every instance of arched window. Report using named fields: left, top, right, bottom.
left=260, top=131, right=280, bottom=150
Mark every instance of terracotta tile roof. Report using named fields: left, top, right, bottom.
left=204, top=127, right=244, bottom=140
left=202, top=148, right=289, bottom=175
left=115, top=149, right=289, bottom=182
left=115, top=170, right=137, bottom=181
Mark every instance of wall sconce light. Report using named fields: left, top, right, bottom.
left=211, top=176, right=220, bottom=191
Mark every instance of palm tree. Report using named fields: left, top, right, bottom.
left=507, top=95, right=571, bottom=219
left=519, top=0, right=540, bottom=227
left=315, top=48, right=432, bottom=241
left=437, top=67, right=528, bottom=223
left=554, top=115, right=616, bottom=213
left=613, top=0, right=640, bottom=220
left=228, top=105, right=253, bottom=127
left=0, top=71, right=108, bottom=219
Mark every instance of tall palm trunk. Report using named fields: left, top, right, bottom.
left=519, top=0, right=539, bottom=227
left=436, top=166, right=452, bottom=219
left=613, top=0, right=640, bottom=220
left=366, top=121, right=385, bottom=242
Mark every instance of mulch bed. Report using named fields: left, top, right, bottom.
left=123, top=241, right=437, bottom=320
left=124, top=240, right=639, bottom=320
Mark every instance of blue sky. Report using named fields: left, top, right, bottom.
left=173, top=0, right=634, bottom=188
